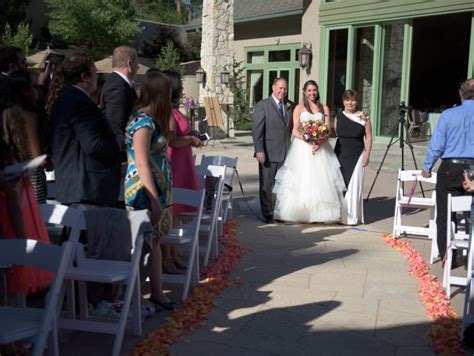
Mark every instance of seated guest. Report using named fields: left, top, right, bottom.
left=50, top=51, right=121, bottom=206
left=124, top=70, right=176, bottom=310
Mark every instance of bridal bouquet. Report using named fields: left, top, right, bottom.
left=301, top=120, right=329, bottom=145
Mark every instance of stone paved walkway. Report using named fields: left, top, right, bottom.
left=60, top=133, right=461, bottom=355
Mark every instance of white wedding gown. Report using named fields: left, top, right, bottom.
left=273, top=112, right=346, bottom=223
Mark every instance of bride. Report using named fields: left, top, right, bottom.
left=273, top=80, right=345, bottom=223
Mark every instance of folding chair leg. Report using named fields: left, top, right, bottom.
left=210, top=223, right=219, bottom=261
left=203, top=228, right=214, bottom=267
left=182, top=243, right=199, bottom=301
left=132, top=277, right=142, bottom=336
left=444, top=249, right=454, bottom=295
left=47, top=316, right=59, bottom=356
left=66, top=280, right=76, bottom=319
left=78, top=281, right=88, bottom=319
left=392, top=205, right=401, bottom=237
left=429, top=220, right=438, bottom=264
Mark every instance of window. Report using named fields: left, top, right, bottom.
left=247, top=51, right=264, bottom=64
left=269, top=50, right=291, bottom=62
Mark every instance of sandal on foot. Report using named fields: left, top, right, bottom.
left=149, top=297, right=178, bottom=310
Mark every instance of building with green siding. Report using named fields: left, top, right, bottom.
left=189, top=0, right=474, bottom=140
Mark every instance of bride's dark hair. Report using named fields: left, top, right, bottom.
left=302, top=80, right=323, bottom=114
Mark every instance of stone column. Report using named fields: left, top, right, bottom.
left=199, top=0, right=234, bottom=138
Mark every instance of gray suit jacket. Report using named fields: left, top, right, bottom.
left=252, top=96, right=292, bottom=163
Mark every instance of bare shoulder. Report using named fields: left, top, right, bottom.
left=294, top=104, right=305, bottom=114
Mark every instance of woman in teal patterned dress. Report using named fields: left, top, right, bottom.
left=124, top=70, right=176, bottom=309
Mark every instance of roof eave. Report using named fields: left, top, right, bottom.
left=185, top=9, right=303, bottom=31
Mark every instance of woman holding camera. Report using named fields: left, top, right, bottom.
left=161, top=69, right=202, bottom=274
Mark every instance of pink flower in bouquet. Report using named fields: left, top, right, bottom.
left=301, top=120, right=329, bottom=145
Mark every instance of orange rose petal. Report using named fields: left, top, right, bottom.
left=383, top=234, right=463, bottom=355
left=132, top=221, right=247, bottom=355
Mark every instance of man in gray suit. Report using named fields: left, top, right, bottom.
left=252, top=77, right=292, bottom=223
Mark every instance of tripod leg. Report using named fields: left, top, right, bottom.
left=365, top=120, right=400, bottom=201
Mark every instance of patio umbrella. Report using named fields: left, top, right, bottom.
left=26, top=47, right=75, bottom=69
left=94, top=56, right=151, bottom=75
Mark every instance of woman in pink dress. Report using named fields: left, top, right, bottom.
left=162, top=69, right=202, bottom=273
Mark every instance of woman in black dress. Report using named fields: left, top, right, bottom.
left=334, top=90, right=372, bottom=225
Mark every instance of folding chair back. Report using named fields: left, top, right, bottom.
left=40, top=203, right=86, bottom=243
left=444, top=194, right=472, bottom=298
left=0, top=240, right=73, bottom=356
left=393, top=169, right=438, bottom=263
left=162, top=188, right=206, bottom=300
left=39, top=204, right=152, bottom=356
left=195, top=164, right=226, bottom=266
left=201, top=155, right=238, bottom=221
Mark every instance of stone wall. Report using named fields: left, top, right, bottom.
left=199, top=0, right=234, bottom=138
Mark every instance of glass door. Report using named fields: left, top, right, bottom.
left=353, top=26, right=375, bottom=115
left=327, top=28, right=349, bottom=114
left=379, top=22, right=405, bottom=136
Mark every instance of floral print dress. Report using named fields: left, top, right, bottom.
left=124, top=111, right=173, bottom=238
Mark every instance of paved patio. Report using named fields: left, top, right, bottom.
left=59, top=132, right=463, bottom=355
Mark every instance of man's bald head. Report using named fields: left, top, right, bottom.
left=460, top=78, right=474, bottom=101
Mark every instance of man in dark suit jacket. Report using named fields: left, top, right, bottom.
left=100, top=45, right=138, bottom=155
left=252, top=77, right=292, bottom=223
left=51, top=51, right=121, bottom=206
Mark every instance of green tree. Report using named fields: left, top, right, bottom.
left=154, top=39, right=182, bottom=72
left=133, top=0, right=184, bottom=24
left=230, top=59, right=252, bottom=130
left=2, top=22, right=33, bottom=55
left=0, top=0, right=31, bottom=37
left=46, top=0, right=141, bottom=57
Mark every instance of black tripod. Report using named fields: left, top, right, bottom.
left=365, top=102, right=425, bottom=201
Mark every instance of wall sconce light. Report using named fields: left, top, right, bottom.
left=298, top=44, right=312, bottom=69
left=196, top=67, right=206, bottom=84
left=220, top=70, right=230, bottom=85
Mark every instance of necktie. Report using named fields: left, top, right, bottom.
left=278, top=101, right=284, bottom=116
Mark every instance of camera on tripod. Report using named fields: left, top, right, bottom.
left=399, top=101, right=408, bottom=121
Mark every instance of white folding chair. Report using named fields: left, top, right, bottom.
left=442, top=194, right=472, bottom=298
left=196, top=164, right=226, bottom=266
left=462, top=202, right=474, bottom=335
left=200, top=155, right=238, bottom=223
left=407, top=107, right=421, bottom=139
left=392, top=169, right=438, bottom=263
left=45, top=170, right=57, bottom=202
left=0, top=240, right=73, bottom=356
left=40, top=204, right=151, bottom=356
left=162, top=188, right=205, bottom=301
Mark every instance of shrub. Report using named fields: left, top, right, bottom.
left=2, top=22, right=33, bottom=55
